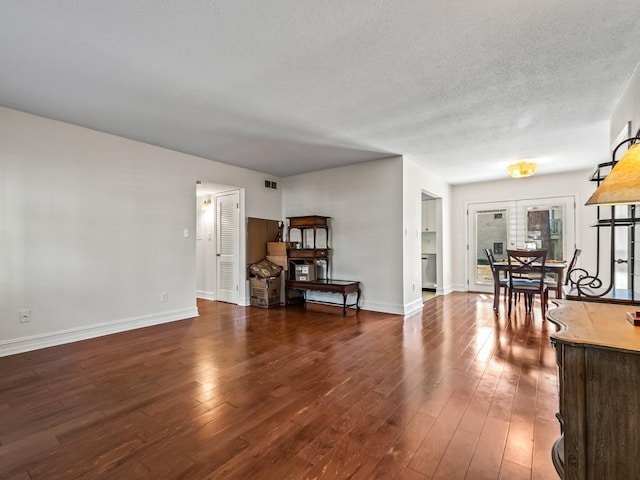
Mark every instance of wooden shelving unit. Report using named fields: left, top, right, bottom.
left=286, top=215, right=330, bottom=280
left=284, top=215, right=361, bottom=314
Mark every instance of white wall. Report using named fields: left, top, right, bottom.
left=610, top=61, right=640, bottom=141
left=451, top=170, right=598, bottom=291
left=403, top=159, right=452, bottom=308
left=281, top=156, right=452, bottom=315
left=0, top=107, right=282, bottom=356
left=282, top=157, right=405, bottom=313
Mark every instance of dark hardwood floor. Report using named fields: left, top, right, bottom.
left=0, top=293, right=559, bottom=479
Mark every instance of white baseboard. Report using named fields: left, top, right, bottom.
left=360, top=300, right=406, bottom=315
left=362, top=297, right=425, bottom=316
left=403, top=298, right=424, bottom=315
left=0, top=307, right=199, bottom=358
left=196, top=290, right=216, bottom=301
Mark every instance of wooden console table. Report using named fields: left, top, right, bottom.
left=286, top=279, right=360, bottom=315
left=547, top=301, right=640, bottom=479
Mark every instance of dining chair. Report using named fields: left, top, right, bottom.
left=507, top=249, right=549, bottom=317
left=485, top=248, right=508, bottom=311
left=544, top=247, right=582, bottom=296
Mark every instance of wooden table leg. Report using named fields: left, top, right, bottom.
left=557, top=269, right=564, bottom=299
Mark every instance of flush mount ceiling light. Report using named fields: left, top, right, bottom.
left=507, top=161, right=537, bottom=178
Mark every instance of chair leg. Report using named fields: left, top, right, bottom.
left=508, top=290, right=512, bottom=315
left=541, top=290, right=548, bottom=318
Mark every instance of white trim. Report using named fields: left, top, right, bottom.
left=0, top=307, right=199, bottom=358
left=360, top=300, right=408, bottom=315
left=239, top=279, right=251, bottom=306
left=402, top=298, right=424, bottom=315
left=435, top=284, right=454, bottom=296
left=450, top=283, right=467, bottom=292
left=196, top=290, right=216, bottom=301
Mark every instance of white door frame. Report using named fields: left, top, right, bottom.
left=196, top=184, right=246, bottom=305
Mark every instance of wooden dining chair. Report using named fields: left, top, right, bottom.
left=544, top=247, right=582, bottom=296
left=485, top=248, right=508, bottom=311
left=507, top=249, right=549, bottom=317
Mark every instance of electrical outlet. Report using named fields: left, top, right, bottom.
left=160, top=292, right=168, bottom=302
left=19, top=309, right=31, bottom=323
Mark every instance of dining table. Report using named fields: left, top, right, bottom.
left=491, top=260, right=567, bottom=311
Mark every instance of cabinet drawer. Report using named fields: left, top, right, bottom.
left=288, top=248, right=329, bottom=259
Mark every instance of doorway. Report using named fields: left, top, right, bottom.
left=196, top=182, right=245, bottom=305
left=421, top=192, right=442, bottom=300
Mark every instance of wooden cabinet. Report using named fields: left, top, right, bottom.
left=547, top=301, right=640, bottom=479
left=422, top=200, right=437, bottom=232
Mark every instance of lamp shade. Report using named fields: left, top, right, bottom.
left=585, top=143, right=640, bottom=206
left=507, top=161, right=537, bottom=178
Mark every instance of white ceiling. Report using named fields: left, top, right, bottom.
left=1, top=1, right=639, bottom=184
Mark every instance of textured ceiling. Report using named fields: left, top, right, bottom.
left=1, top=1, right=640, bottom=184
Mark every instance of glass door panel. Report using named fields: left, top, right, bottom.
left=524, top=205, right=564, bottom=260
left=516, top=197, right=575, bottom=262
left=468, top=202, right=513, bottom=292
left=476, top=209, right=508, bottom=286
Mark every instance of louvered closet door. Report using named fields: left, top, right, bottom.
left=216, top=190, right=240, bottom=304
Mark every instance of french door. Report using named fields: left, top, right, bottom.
left=468, top=196, right=576, bottom=292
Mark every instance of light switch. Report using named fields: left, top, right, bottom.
left=183, top=228, right=190, bottom=238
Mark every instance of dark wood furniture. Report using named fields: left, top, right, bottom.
left=493, top=260, right=566, bottom=310
left=285, top=216, right=361, bottom=314
left=547, top=301, right=640, bottom=480
left=286, top=215, right=330, bottom=279
left=485, top=248, right=508, bottom=311
left=544, top=248, right=581, bottom=299
left=506, top=249, right=549, bottom=316
left=287, top=215, right=330, bottom=250
left=286, top=279, right=360, bottom=315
